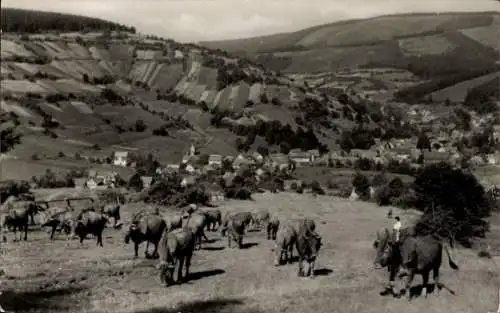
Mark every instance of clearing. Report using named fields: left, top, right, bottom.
left=1, top=192, right=498, bottom=313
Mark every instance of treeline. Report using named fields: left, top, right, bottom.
left=210, top=112, right=328, bottom=154
left=1, top=8, right=136, bottom=33
left=464, top=77, right=500, bottom=114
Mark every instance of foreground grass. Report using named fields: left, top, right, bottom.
left=1, top=192, right=499, bottom=313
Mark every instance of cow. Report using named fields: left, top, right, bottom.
left=157, top=228, right=196, bottom=286
left=124, top=212, right=166, bottom=259
left=252, top=210, right=270, bottom=230
left=221, top=211, right=252, bottom=237
left=202, top=209, right=222, bottom=231
left=183, top=213, right=208, bottom=250
left=164, top=214, right=183, bottom=232
left=374, top=227, right=459, bottom=300
left=74, top=211, right=108, bottom=247
left=1, top=200, right=43, bottom=242
left=296, top=219, right=322, bottom=277
left=267, top=216, right=280, bottom=240
left=101, top=202, right=121, bottom=228
left=40, top=207, right=77, bottom=240
left=273, top=223, right=297, bottom=266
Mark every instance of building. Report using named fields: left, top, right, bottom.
left=288, top=149, right=310, bottom=165
left=307, top=150, right=320, bottom=163
left=421, top=151, right=451, bottom=165
left=74, top=178, right=88, bottom=189
left=140, top=176, right=153, bottom=189
left=113, top=151, right=129, bottom=167
left=208, top=154, right=222, bottom=166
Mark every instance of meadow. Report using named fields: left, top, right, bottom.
left=1, top=191, right=498, bottom=313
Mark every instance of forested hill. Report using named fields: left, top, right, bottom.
left=1, top=8, right=136, bottom=33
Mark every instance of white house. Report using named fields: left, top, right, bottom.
left=208, top=154, right=222, bottom=166
left=113, top=151, right=129, bottom=167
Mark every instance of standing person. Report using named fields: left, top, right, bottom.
left=393, top=216, right=402, bottom=242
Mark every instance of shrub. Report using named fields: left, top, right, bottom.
left=0, top=180, right=31, bottom=203
left=135, top=119, right=147, bottom=132
left=128, top=173, right=144, bottom=192
left=352, top=173, right=370, bottom=200
left=311, top=181, right=325, bottom=195
left=413, top=162, right=492, bottom=245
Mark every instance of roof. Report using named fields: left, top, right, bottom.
left=140, top=176, right=153, bottom=185
left=74, top=178, right=87, bottom=186
left=350, top=149, right=378, bottom=158
left=208, top=154, right=222, bottom=162
left=269, top=153, right=289, bottom=165
left=391, top=147, right=415, bottom=155
left=288, top=150, right=309, bottom=158
left=115, top=151, right=129, bottom=157
left=422, top=151, right=451, bottom=161
left=307, top=149, right=320, bottom=157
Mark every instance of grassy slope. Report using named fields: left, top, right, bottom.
left=0, top=29, right=340, bottom=169
left=2, top=192, right=499, bottom=313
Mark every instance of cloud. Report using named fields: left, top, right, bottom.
left=2, top=0, right=499, bottom=42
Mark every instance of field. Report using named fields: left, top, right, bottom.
left=2, top=192, right=499, bottom=313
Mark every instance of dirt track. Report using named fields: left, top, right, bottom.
left=1, top=192, right=499, bottom=313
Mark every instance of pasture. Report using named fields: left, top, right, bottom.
left=1, top=192, right=499, bottom=313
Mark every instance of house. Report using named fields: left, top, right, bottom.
left=421, top=151, right=451, bottom=165
left=140, top=176, right=153, bottom=189
left=390, top=147, right=418, bottom=162
left=233, top=154, right=256, bottom=170
left=208, top=154, right=222, bottom=166
left=86, top=178, right=98, bottom=189
left=113, top=151, right=129, bottom=167
left=180, top=176, right=197, bottom=188
left=350, top=149, right=378, bottom=160
left=182, top=144, right=196, bottom=164
left=307, top=150, right=320, bottom=163
left=185, top=164, right=196, bottom=174
left=288, top=149, right=310, bottom=165
left=268, top=153, right=289, bottom=168
left=251, top=152, right=264, bottom=163
left=74, top=178, right=88, bottom=189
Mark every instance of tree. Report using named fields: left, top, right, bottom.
left=352, top=173, right=370, bottom=200
left=135, top=119, right=147, bottom=132
left=128, top=173, right=144, bottom=192
left=413, top=162, right=492, bottom=244
left=416, top=132, right=431, bottom=151
left=0, top=125, right=21, bottom=153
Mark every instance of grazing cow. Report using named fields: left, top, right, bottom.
left=296, top=219, right=322, bottom=277
left=157, top=228, right=196, bottom=286
left=273, top=223, right=297, bottom=266
left=40, top=207, right=76, bottom=240
left=101, top=202, right=121, bottom=227
left=267, top=216, right=280, bottom=240
left=1, top=201, right=42, bottom=242
left=202, top=209, right=222, bottom=231
left=225, top=215, right=247, bottom=249
left=220, top=211, right=252, bottom=237
left=374, top=227, right=459, bottom=300
left=74, top=211, right=108, bottom=247
left=252, top=210, right=270, bottom=230
left=183, top=213, right=208, bottom=250
left=164, top=214, right=183, bottom=232
left=124, top=212, right=166, bottom=259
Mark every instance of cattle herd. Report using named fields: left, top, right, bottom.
left=0, top=196, right=461, bottom=302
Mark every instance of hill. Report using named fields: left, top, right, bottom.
left=199, top=11, right=500, bottom=103
left=1, top=8, right=136, bottom=33
left=1, top=8, right=387, bottom=179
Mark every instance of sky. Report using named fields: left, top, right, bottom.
left=3, top=0, right=500, bottom=42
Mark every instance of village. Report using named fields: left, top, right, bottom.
left=71, top=118, right=500, bottom=194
